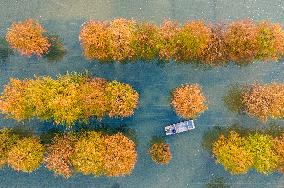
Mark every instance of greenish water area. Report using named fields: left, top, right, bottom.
left=0, top=0, right=284, bottom=187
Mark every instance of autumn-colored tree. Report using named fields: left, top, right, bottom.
left=174, top=21, right=212, bottom=62
left=45, top=134, right=77, bottom=178
left=242, top=83, right=284, bottom=121
left=0, top=73, right=139, bottom=126
left=256, top=21, right=284, bottom=61
left=70, top=132, right=106, bottom=176
left=213, top=131, right=253, bottom=174
left=157, top=20, right=179, bottom=61
left=79, top=21, right=110, bottom=60
left=132, top=22, right=159, bottom=60
left=148, top=142, right=172, bottom=165
left=0, top=78, right=33, bottom=120
left=80, top=78, right=108, bottom=119
left=244, top=133, right=278, bottom=174
left=0, top=128, right=19, bottom=167
left=224, top=20, right=259, bottom=63
left=103, top=133, right=137, bottom=176
left=7, top=137, right=45, bottom=173
left=171, top=84, right=207, bottom=119
left=202, top=25, right=228, bottom=64
left=273, top=133, right=284, bottom=173
left=79, top=18, right=284, bottom=64
left=6, top=19, right=50, bottom=56
left=108, top=18, right=137, bottom=61
left=106, top=80, right=139, bottom=118
left=70, top=131, right=138, bottom=177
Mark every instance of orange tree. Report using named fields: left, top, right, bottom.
left=79, top=78, right=108, bottom=119
left=224, top=20, right=259, bottom=64
left=105, top=80, right=139, bottom=118
left=45, top=134, right=77, bottom=178
left=79, top=18, right=284, bottom=64
left=202, top=25, right=228, bottom=64
left=103, top=133, right=137, bottom=176
left=157, top=20, right=180, bottom=61
left=79, top=21, right=110, bottom=60
left=108, top=18, right=137, bottom=61
left=242, top=83, right=284, bottom=121
left=6, top=19, right=50, bottom=56
left=148, top=138, right=172, bottom=165
left=0, top=128, right=138, bottom=177
left=171, top=84, right=207, bottom=119
left=274, top=133, right=284, bottom=173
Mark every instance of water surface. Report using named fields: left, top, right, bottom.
left=0, top=0, right=284, bottom=187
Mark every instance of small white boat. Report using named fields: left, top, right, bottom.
left=165, top=120, right=195, bottom=135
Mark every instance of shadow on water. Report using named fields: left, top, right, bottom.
left=9, top=122, right=36, bottom=138
left=111, top=183, right=120, bottom=188
left=0, top=37, right=14, bottom=62
left=222, top=83, right=246, bottom=114
left=205, top=176, right=230, bottom=188
left=39, top=127, right=63, bottom=144
left=44, top=34, right=67, bottom=62
left=4, top=120, right=138, bottom=145
left=74, top=122, right=138, bottom=144
left=149, top=135, right=166, bottom=145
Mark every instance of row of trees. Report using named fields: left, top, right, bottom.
left=212, top=130, right=284, bottom=175
left=0, top=128, right=137, bottom=178
left=1, top=78, right=282, bottom=126
left=4, top=19, right=284, bottom=64
left=0, top=73, right=139, bottom=126
left=170, top=82, right=284, bottom=122
left=224, top=83, right=284, bottom=122
left=79, top=19, right=284, bottom=64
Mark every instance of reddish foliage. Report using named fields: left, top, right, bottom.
left=242, top=83, right=284, bottom=121
left=79, top=21, right=110, bottom=60
left=103, top=133, right=137, bottom=176
left=274, top=133, right=284, bottom=173
left=224, top=20, right=259, bottom=63
left=79, top=18, right=284, bottom=64
left=202, top=24, right=228, bottom=64
left=45, top=134, right=76, bottom=178
left=108, top=18, right=137, bottom=61
left=171, top=84, right=207, bottom=119
left=6, top=19, right=50, bottom=57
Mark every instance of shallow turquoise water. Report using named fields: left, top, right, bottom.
left=0, top=0, right=284, bottom=187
